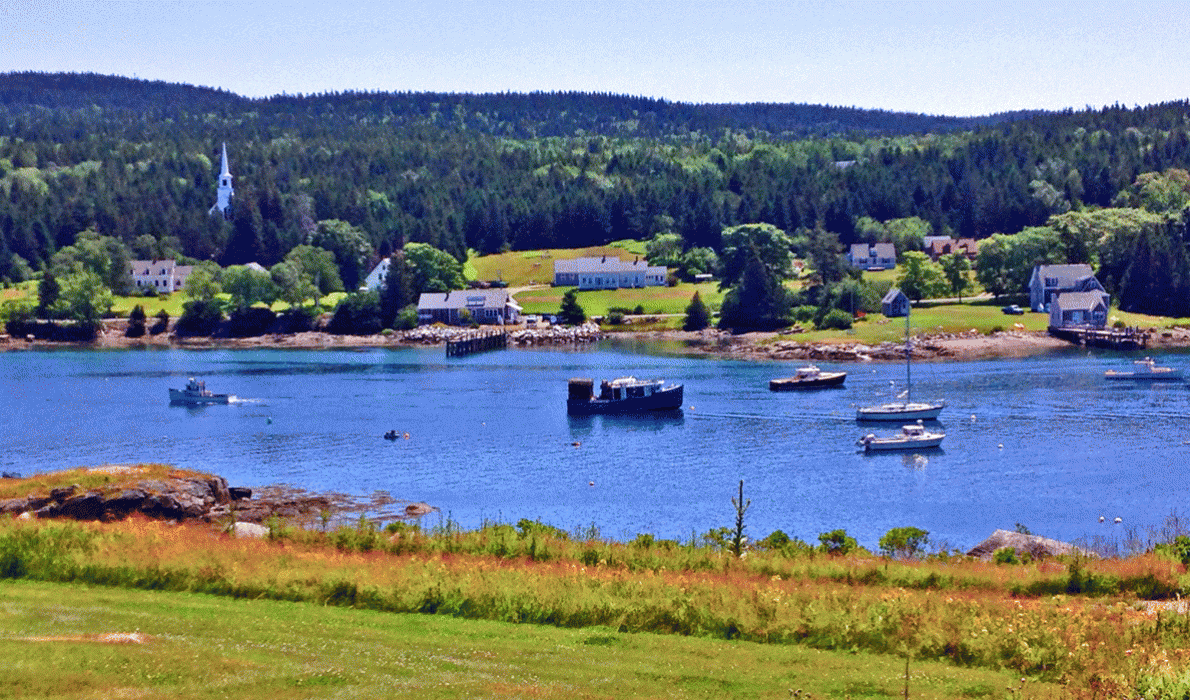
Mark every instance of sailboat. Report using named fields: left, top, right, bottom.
left=856, top=309, right=945, bottom=421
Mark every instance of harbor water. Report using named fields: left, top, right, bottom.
left=3, top=342, right=1187, bottom=551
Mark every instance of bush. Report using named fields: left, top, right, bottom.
left=606, top=311, right=624, bottom=325
left=633, top=305, right=644, bottom=315
left=816, top=308, right=854, bottom=330
left=993, top=547, right=1021, bottom=565
left=228, top=307, right=277, bottom=337
left=150, top=309, right=169, bottom=335
left=878, top=526, right=929, bottom=559
left=792, top=305, right=817, bottom=323
left=276, top=306, right=317, bottom=333
left=125, top=304, right=146, bottom=338
left=393, top=304, right=418, bottom=330
left=817, top=529, right=858, bottom=555
left=326, top=291, right=382, bottom=335
left=175, top=299, right=223, bottom=337
left=683, top=291, right=711, bottom=331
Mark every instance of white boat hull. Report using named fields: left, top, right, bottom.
left=861, top=435, right=945, bottom=451
left=856, top=402, right=945, bottom=421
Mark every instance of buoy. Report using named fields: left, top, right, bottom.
left=572, top=441, right=581, bottom=447
left=998, top=444, right=1004, bottom=449
left=267, top=417, right=272, bottom=424
left=404, top=432, right=410, bottom=440
left=970, top=414, right=976, bottom=422
left=588, top=481, right=594, bottom=487
left=1099, top=516, right=1105, bottom=523
left=1114, top=517, right=1122, bottom=524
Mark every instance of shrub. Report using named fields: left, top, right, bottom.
left=150, top=308, right=169, bottom=335
left=326, top=291, right=382, bottom=335
left=816, top=308, right=853, bottom=330
left=683, top=291, right=711, bottom=331
left=277, top=306, right=317, bottom=333
left=878, top=526, right=929, bottom=559
left=633, top=305, right=644, bottom=315
left=228, top=307, right=277, bottom=337
left=125, top=304, right=146, bottom=338
left=793, top=305, right=817, bottom=323
left=606, top=311, right=624, bottom=325
left=993, top=547, right=1021, bottom=565
left=393, top=304, right=418, bottom=330
left=818, top=529, right=858, bottom=555
left=175, top=299, right=223, bottom=336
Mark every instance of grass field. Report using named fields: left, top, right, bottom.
left=470, top=243, right=652, bottom=287
left=0, top=578, right=1042, bottom=699
left=515, top=282, right=723, bottom=317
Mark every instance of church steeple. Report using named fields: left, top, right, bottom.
left=209, top=142, right=234, bottom=218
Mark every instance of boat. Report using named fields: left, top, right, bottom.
left=1104, top=357, right=1183, bottom=381
left=857, top=421, right=945, bottom=452
left=567, top=376, right=683, bottom=415
left=856, top=310, right=945, bottom=421
left=769, top=365, right=847, bottom=390
left=168, top=377, right=231, bottom=404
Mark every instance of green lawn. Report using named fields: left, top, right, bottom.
left=0, top=578, right=1042, bottom=700
left=470, top=243, right=654, bottom=287
left=516, top=282, right=723, bottom=317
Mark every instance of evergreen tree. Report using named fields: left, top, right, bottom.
left=37, top=271, right=59, bottom=317
left=717, top=244, right=793, bottom=330
left=683, top=291, right=711, bottom=331
left=559, top=288, right=586, bottom=325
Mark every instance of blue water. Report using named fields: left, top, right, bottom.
left=2, top=343, right=1187, bottom=551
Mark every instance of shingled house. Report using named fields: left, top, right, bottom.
left=1029, top=264, right=1106, bottom=312
left=416, top=289, right=520, bottom=326
left=552, top=256, right=666, bottom=290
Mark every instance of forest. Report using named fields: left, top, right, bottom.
left=3, top=71, right=1190, bottom=320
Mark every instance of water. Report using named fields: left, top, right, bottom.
left=2, top=343, right=1187, bottom=551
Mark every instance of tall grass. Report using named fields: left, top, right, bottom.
left=3, top=515, right=1189, bottom=695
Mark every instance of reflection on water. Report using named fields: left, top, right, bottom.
left=5, top=345, right=1190, bottom=549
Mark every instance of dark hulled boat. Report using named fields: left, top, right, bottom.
left=567, top=376, right=683, bottom=415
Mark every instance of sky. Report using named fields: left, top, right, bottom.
left=4, top=0, right=1190, bottom=117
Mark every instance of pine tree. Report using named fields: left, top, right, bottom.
left=559, top=288, right=586, bottom=325
left=683, top=291, right=711, bottom=331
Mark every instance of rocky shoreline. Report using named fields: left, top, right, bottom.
left=0, top=466, right=435, bottom=528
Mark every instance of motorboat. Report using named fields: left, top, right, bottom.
left=168, top=377, right=230, bottom=404
left=856, top=310, right=945, bottom=421
left=1104, top=357, right=1183, bottom=381
left=858, top=422, right=945, bottom=452
left=769, top=365, right=847, bottom=390
left=567, top=376, right=683, bottom=415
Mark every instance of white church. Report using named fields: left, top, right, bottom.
left=208, top=143, right=234, bottom=218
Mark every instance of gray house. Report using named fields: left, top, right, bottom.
left=848, top=243, right=897, bottom=271
left=1048, top=291, right=1109, bottom=330
left=417, top=289, right=520, bottom=326
left=1029, top=264, right=1106, bottom=312
left=553, top=256, right=667, bottom=289
left=881, top=288, right=910, bottom=317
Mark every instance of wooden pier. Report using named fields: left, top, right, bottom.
left=446, top=330, right=508, bottom=357
left=1050, top=326, right=1149, bottom=350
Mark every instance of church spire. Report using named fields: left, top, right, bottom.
left=209, top=142, right=234, bottom=218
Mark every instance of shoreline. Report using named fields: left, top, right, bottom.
left=4, top=324, right=1190, bottom=362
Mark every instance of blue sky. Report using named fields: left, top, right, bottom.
left=4, top=0, right=1189, bottom=117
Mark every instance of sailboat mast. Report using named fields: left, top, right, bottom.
left=905, top=309, right=911, bottom=405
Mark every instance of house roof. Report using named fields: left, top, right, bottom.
left=553, top=256, right=663, bottom=274
left=1034, top=264, right=1095, bottom=287
left=849, top=242, right=896, bottom=258
left=417, top=289, right=511, bottom=311
left=1053, top=291, right=1108, bottom=312
left=881, top=287, right=907, bottom=304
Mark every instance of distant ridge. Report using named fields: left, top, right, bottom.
left=0, top=71, right=1040, bottom=138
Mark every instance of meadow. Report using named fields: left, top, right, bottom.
left=3, top=504, right=1190, bottom=698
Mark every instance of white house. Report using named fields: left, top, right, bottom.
left=552, top=256, right=666, bottom=290
left=128, top=259, right=193, bottom=293
left=1029, top=264, right=1106, bottom=312
left=208, top=143, right=234, bottom=218
left=417, top=289, right=520, bottom=326
left=363, top=258, right=390, bottom=291
left=848, top=243, right=897, bottom=271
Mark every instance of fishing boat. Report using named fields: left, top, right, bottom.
left=1104, top=357, right=1183, bottom=381
left=567, top=376, right=683, bottom=415
left=856, top=310, right=945, bottom=421
left=769, top=365, right=847, bottom=391
left=857, top=421, right=945, bottom=452
left=168, top=377, right=231, bottom=405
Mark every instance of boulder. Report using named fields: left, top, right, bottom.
left=966, top=529, right=1086, bottom=560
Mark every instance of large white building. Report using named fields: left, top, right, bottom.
left=208, top=143, right=234, bottom=218
left=552, top=256, right=667, bottom=290
left=128, top=259, right=193, bottom=293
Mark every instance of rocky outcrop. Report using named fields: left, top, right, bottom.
left=1, top=474, right=240, bottom=522
left=966, top=529, right=1088, bottom=560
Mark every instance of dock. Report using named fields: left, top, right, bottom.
left=446, top=330, right=508, bottom=357
left=1049, top=326, right=1149, bottom=350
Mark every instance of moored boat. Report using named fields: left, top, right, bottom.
left=169, top=377, right=231, bottom=405
left=857, top=422, right=945, bottom=452
left=769, top=365, right=847, bottom=391
left=1104, top=357, right=1183, bottom=381
left=567, top=376, right=683, bottom=415
left=856, top=309, right=945, bottom=421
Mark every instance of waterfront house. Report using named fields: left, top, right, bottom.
left=552, top=256, right=667, bottom=289
left=881, top=288, right=910, bottom=317
left=128, top=259, right=193, bottom=293
left=1029, top=264, right=1106, bottom=312
left=848, top=243, right=897, bottom=271
left=363, top=258, right=390, bottom=291
left=1048, top=290, right=1109, bottom=330
left=416, top=289, right=520, bottom=326
left=925, top=237, right=980, bottom=261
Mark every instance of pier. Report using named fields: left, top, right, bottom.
left=446, top=330, right=508, bottom=357
left=1049, top=326, right=1148, bottom=350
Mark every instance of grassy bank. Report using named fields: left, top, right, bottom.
left=1, top=578, right=1042, bottom=699
left=3, top=515, right=1190, bottom=697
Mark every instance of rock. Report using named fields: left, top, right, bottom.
left=229, top=486, right=252, bottom=500
left=404, top=502, right=435, bottom=517
left=1, top=471, right=21, bottom=479
left=231, top=522, right=269, bottom=538
left=58, top=492, right=105, bottom=519
left=966, top=529, right=1087, bottom=560
left=50, top=485, right=79, bottom=503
